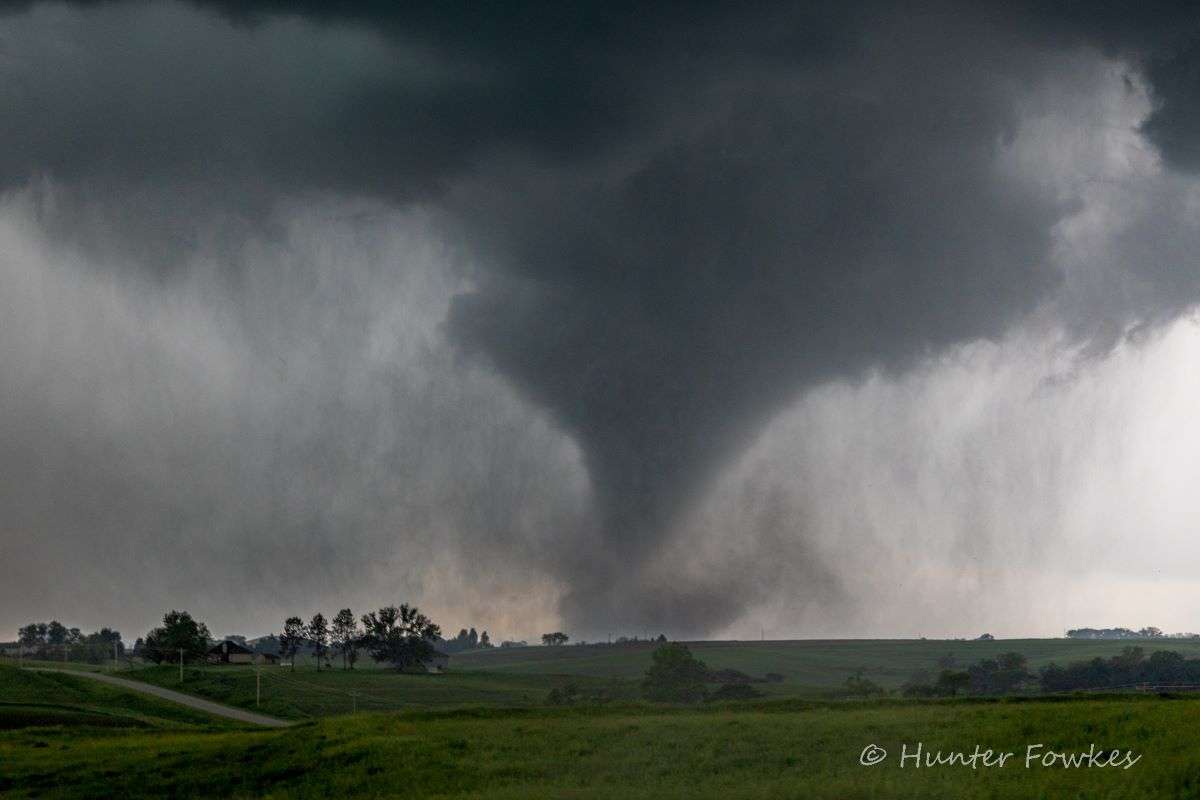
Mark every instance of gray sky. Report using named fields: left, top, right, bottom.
left=3, top=1, right=1200, bottom=642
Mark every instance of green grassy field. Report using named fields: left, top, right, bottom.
left=1, top=693, right=1192, bottom=798
left=124, top=664, right=639, bottom=719
left=0, top=666, right=239, bottom=730
left=454, top=638, right=1200, bottom=688
left=6, top=640, right=1200, bottom=797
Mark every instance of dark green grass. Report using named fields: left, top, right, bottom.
left=125, top=665, right=640, bottom=720
left=454, top=638, right=1200, bottom=689
left=0, top=694, right=1193, bottom=798
left=117, top=638, right=1200, bottom=720
left=0, top=666, right=240, bottom=729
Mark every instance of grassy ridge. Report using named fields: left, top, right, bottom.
left=453, top=638, right=1200, bottom=687
left=0, top=695, right=1192, bottom=798
left=0, top=666, right=239, bottom=729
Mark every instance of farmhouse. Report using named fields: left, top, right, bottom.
left=207, top=640, right=279, bottom=665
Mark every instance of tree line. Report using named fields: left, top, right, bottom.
left=277, top=604, right=441, bottom=671
left=16, top=621, right=124, bottom=663
left=441, top=627, right=493, bottom=653
left=893, top=646, right=1200, bottom=697
left=1066, top=627, right=1165, bottom=639
left=131, top=604, right=442, bottom=672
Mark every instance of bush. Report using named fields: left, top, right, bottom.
left=642, top=643, right=709, bottom=703
left=708, top=683, right=765, bottom=702
left=844, top=670, right=886, bottom=698
left=707, top=668, right=754, bottom=684
left=546, top=683, right=580, bottom=705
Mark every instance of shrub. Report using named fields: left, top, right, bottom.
left=707, top=668, right=754, bottom=684
left=708, top=683, right=765, bottom=702
left=642, top=643, right=709, bottom=703
left=844, top=670, right=886, bottom=697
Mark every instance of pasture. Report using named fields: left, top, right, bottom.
left=455, top=637, right=1200, bottom=688
left=5, top=639, right=1200, bottom=797
left=0, top=691, right=1191, bottom=798
left=0, top=666, right=238, bottom=731
left=125, top=664, right=638, bottom=719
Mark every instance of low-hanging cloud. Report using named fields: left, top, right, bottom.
left=3, top=1, right=1200, bottom=639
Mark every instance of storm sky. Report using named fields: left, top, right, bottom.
left=4, top=1, right=1200, bottom=642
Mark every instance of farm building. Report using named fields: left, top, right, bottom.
left=207, top=640, right=279, bottom=665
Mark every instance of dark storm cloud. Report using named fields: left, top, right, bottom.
left=3, top=0, right=1200, bottom=635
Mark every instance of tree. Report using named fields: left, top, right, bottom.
left=309, top=613, right=329, bottom=671
left=81, top=628, right=124, bottom=664
left=468, top=627, right=479, bottom=648
left=360, top=604, right=441, bottom=671
left=141, top=611, right=211, bottom=665
left=844, top=670, right=885, bottom=697
left=479, top=630, right=491, bottom=648
left=46, top=620, right=68, bottom=646
left=541, top=632, right=569, bottom=646
left=935, top=670, right=971, bottom=696
left=331, top=608, right=360, bottom=670
left=18, top=623, right=47, bottom=649
left=279, top=617, right=306, bottom=671
left=642, top=642, right=709, bottom=703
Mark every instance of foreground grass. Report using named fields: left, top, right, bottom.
left=1, top=695, right=1194, bottom=798
left=125, top=665, right=639, bottom=719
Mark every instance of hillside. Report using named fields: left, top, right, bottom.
left=0, top=666, right=239, bottom=730
left=1, top=694, right=1189, bottom=798
left=451, top=638, right=1200, bottom=688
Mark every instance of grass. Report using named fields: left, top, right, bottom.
left=84, top=637, right=1200, bottom=722
left=0, top=694, right=1194, bottom=798
left=454, top=638, right=1200, bottom=689
left=8, top=640, right=1200, bottom=797
left=124, top=664, right=640, bottom=720
left=0, top=666, right=240, bottom=730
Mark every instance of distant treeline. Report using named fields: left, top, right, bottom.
left=1066, top=627, right=1167, bottom=639
left=439, top=627, right=493, bottom=653
left=897, top=646, right=1200, bottom=697
left=14, top=621, right=124, bottom=663
left=1041, top=647, right=1200, bottom=692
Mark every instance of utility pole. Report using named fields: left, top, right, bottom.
left=113, top=641, right=119, bottom=670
